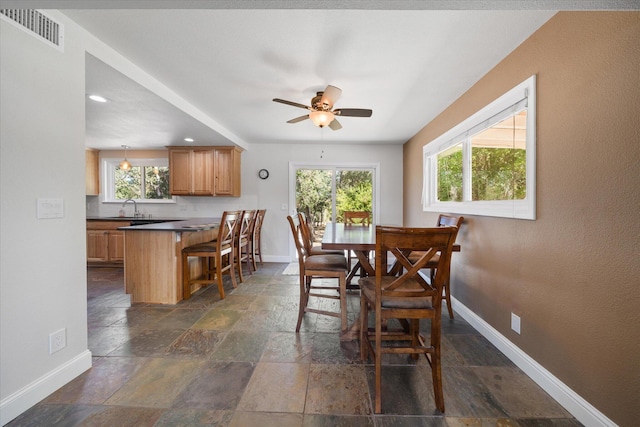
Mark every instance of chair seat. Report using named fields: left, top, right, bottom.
left=360, top=277, right=434, bottom=310
left=305, top=254, right=348, bottom=271
left=310, top=247, right=345, bottom=256
left=184, top=241, right=231, bottom=254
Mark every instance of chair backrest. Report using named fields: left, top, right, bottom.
left=218, top=210, right=242, bottom=249
left=297, top=212, right=315, bottom=254
left=238, top=210, right=257, bottom=245
left=287, top=214, right=309, bottom=266
left=375, top=225, right=457, bottom=301
left=344, top=211, right=370, bottom=226
left=437, top=214, right=463, bottom=228
left=253, top=209, right=266, bottom=240
left=436, top=214, right=463, bottom=242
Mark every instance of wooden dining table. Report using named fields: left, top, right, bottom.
left=321, top=222, right=376, bottom=285
left=321, top=222, right=461, bottom=340
left=322, top=222, right=461, bottom=281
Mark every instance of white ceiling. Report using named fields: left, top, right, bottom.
left=10, top=1, right=633, bottom=150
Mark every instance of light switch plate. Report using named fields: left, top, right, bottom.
left=37, top=198, right=64, bottom=219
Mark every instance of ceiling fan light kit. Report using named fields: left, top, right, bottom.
left=309, top=110, right=335, bottom=128
left=273, top=85, right=372, bottom=131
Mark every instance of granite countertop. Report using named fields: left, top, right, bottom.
left=117, top=217, right=220, bottom=232
left=86, top=216, right=185, bottom=222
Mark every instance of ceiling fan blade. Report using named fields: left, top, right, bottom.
left=328, top=118, right=342, bottom=131
left=273, top=98, right=310, bottom=110
left=287, top=115, right=309, bottom=124
left=334, top=108, right=373, bottom=117
left=320, top=85, right=342, bottom=108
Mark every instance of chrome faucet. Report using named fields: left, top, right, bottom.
left=122, top=199, right=140, bottom=218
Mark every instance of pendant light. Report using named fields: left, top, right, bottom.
left=119, top=145, right=131, bottom=171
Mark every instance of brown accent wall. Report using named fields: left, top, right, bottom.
left=403, top=12, right=640, bottom=425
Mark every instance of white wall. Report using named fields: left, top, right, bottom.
left=0, top=10, right=403, bottom=423
left=244, top=142, right=404, bottom=262
left=87, top=142, right=404, bottom=262
left=0, top=12, right=92, bottom=425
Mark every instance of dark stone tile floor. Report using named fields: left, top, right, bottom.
left=6, top=264, right=583, bottom=426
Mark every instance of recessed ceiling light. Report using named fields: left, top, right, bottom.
left=88, top=94, right=107, bottom=103
left=184, top=138, right=194, bottom=142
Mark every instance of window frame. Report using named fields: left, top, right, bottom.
left=422, top=75, right=536, bottom=220
left=101, top=157, right=176, bottom=204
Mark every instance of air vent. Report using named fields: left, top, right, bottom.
left=1, top=9, right=64, bottom=51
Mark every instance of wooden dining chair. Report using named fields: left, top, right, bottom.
left=408, top=214, right=463, bottom=319
left=343, top=211, right=372, bottom=274
left=251, top=209, right=266, bottom=270
left=298, top=212, right=344, bottom=257
left=359, top=225, right=457, bottom=414
left=287, top=214, right=349, bottom=333
left=344, top=210, right=370, bottom=226
left=182, top=210, right=241, bottom=300
left=235, top=210, right=257, bottom=283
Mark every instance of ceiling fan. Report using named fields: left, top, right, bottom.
left=273, top=85, right=372, bottom=130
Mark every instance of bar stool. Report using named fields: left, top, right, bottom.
left=182, top=210, right=241, bottom=300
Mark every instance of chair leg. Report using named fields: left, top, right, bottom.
left=245, top=248, right=254, bottom=275
left=228, top=251, right=238, bottom=288
left=339, top=272, right=347, bottom=333
left=251, top=241, right=258, bottom=271
left=295, top=271, right=307, bottom=332
left=236, top=247, right=245, bottom=283
left=360, top=295, right=369, bottom=360
left=431, top=316, right=445, bottom=413
left=374, top=313, right=383, bottom=414
left=432, top=269, right=454, bottom=319
left=214, top=253, right=225, bottom=300
left=410, top=319, right=420, bottom=361
left=182, top=252, right=191, bottom=300
left=444, top=280, right=454, bottom=319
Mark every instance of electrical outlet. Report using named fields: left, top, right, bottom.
left=49, top=328, right=66, bottom=354
left=511, top=313, right=521, bottom=334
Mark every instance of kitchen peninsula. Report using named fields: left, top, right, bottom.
left=118, top=218, right=220, bottom=304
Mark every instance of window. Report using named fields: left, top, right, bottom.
left=423, top=75, right=536, bottom=220
left=102, top=157, right=174, bottom=203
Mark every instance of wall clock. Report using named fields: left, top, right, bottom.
left=258, top=169, right=269, bottom=180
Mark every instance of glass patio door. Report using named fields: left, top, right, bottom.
left=292, top=164, right=375, bottom=246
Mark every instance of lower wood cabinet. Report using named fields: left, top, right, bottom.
left=87, top=221, right=125, bottom=265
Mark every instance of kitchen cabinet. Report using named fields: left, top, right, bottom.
left=87, top=221, right=124, bottom=265
left=168, top=146, right=241, bottom=197
left=214, top=147, right=242, bottom=196
left=86, top=149, right=99, bottom=195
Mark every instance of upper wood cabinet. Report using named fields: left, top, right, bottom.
left=214, top=147, right=241, bottom=196
left=86, top=149, right=99, bottom=195
left=168, top=146, right=242, bottom=197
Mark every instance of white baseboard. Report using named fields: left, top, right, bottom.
left=262, top=255, right=291, bottom=263
left=451, top=297, right=617, bottom=427
left=0, top=350, right=92, bottom=426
